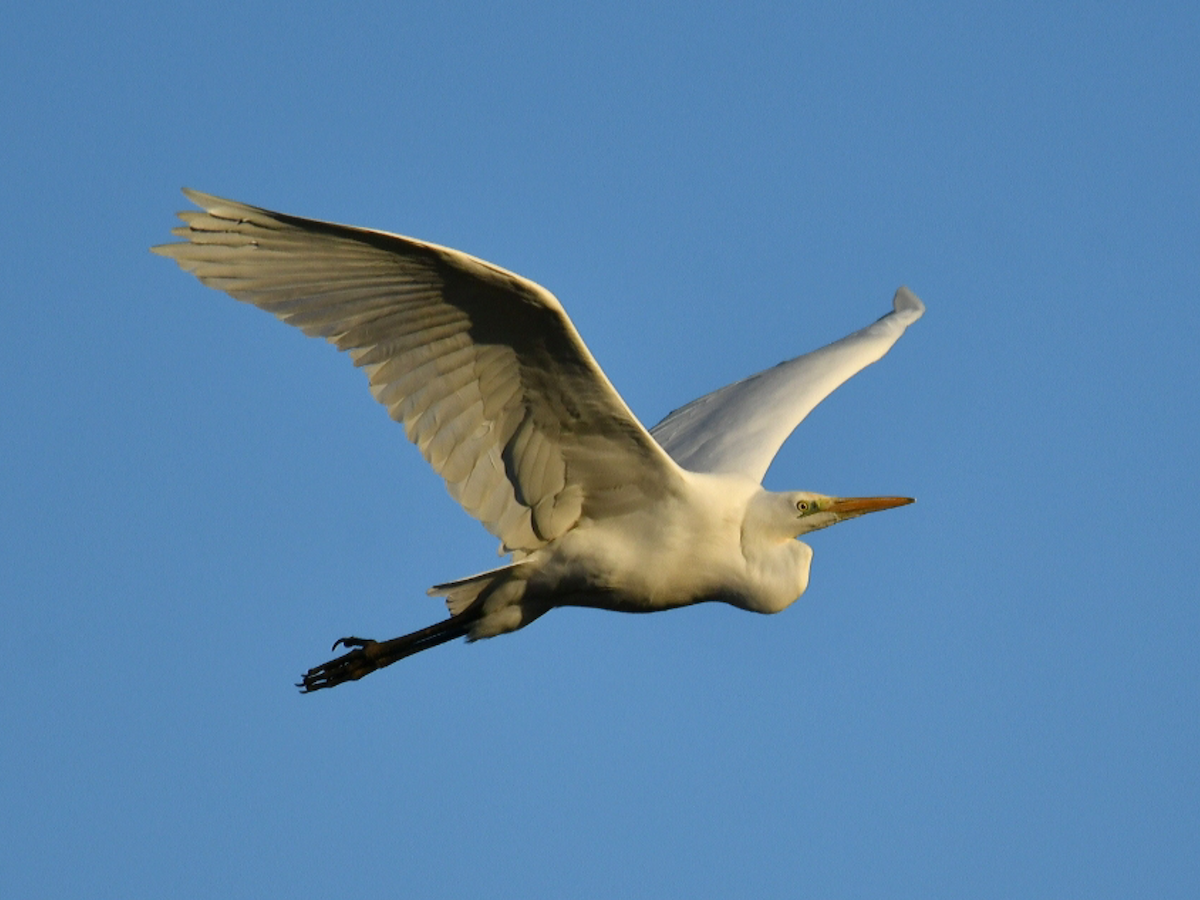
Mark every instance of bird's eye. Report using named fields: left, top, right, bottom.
left=796, top=500, right=809, bottom=512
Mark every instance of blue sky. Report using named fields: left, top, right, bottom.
left=4, top=2, right=1198, bottom=897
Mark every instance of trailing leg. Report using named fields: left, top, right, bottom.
left=298, top=612, right=473, bottom=692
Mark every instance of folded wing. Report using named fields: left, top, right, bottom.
left=650, top=288, right=924, bottom=481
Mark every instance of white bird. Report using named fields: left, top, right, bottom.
left=154, top=190, right=924, bottom=691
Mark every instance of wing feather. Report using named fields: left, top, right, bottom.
left=155, top=190, right=684, bottom=553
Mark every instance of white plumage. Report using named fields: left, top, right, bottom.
left=154, top=190, right=924, bottom=691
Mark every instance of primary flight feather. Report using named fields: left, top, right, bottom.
left=154, top=190, right=924, bottom=691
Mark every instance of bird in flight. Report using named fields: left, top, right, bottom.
left=154, top=190, right=924, bottom=692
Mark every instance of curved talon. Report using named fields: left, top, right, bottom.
left=331, top=635, right=373, bottom=652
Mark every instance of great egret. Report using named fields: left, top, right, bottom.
left=154, top=190, right=924, bottom=691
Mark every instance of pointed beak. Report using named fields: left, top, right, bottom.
left=825, top=496, right=914, bottom=517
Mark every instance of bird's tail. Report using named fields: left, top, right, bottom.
left=429, top=562, right=527, bottom=616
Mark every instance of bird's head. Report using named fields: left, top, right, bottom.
left=786, top=491, right=913, bottom=536
left=738, top=490, right=914, bottom=612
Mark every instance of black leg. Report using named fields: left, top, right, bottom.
left=297, top=614, right=472, bottom=692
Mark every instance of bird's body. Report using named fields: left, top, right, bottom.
left=459, top=472, right=800, bottom=628
left=154, top=190, right=924, bottom=690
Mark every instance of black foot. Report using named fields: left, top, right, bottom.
left=298, top=636, right=383, bottom=693
left=297, top=614, right=474, bottom=692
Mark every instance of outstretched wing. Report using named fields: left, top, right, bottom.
left=650, top=288, right=924, bottom=481
left=154, top=190, right=684, bottom=553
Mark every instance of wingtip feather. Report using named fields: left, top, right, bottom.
left=181, top=187, right=221, bottom=207
left=892, top=286, right=926, bottom=323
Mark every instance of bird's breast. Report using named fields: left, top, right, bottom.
left=529, top=490, right=770, bottom=613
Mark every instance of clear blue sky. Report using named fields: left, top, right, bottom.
left=4, top=2, right=1197, bottom=897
